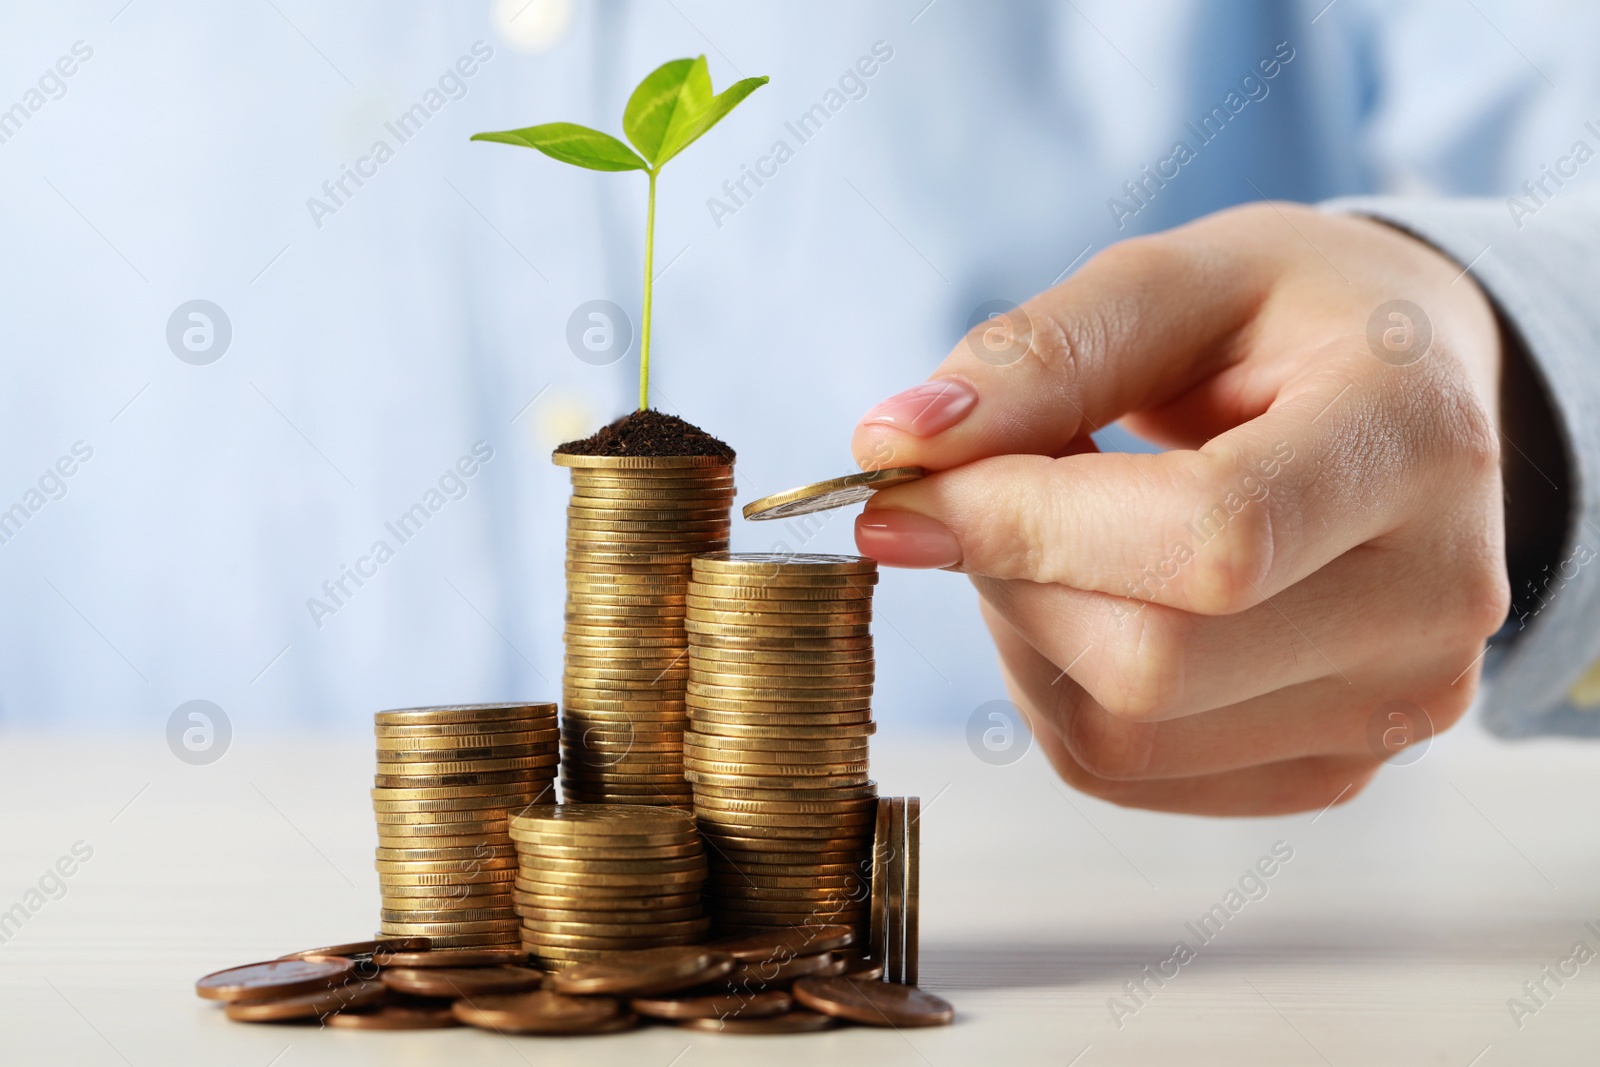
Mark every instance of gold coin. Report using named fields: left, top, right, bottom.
left=687, top=771, right=870, bottom=792
left=685, top=594, right=875, bottom=616
left=688, top=634, right=873, bottom=652
left=514, top=869, right=705, bottom=891
left=704, top=873, right=867, bottom=892
left=513, top=889, right=702, bottom=910
left=683, top=748, right=868, bottom=771
left=373, top=806, right=519, bottom=825
left=698, top=823, right=874, bottom=844
left=521, top=930, right=704, bottom=952
left=694, top=794, right=877, bottom=814
left=695, top=808, right=875, bottom=829
left=375, top=721, right=557, bottom=739
left=372, top=771, right=554, bottom=789
left=374, top=843, right=516, bottom=860
left=521, top=916, right=709, bottom=939
left=687, top=673, right=873, bottom=693
left=692, top=779, right=877, bottom=800
left=567, top=514, right=731, bottom=531
left=379, top=881, right=515, bottom=898
left=514, top=840, right=702, bottom=861
left=375, top=816, right=510, bottom=835
left=380, top=919, right=522, bottom=935
left=564, top=590, right=687, bottom=607
left=564, top=559, right=692, bottom=574
left=685, top=621, right=871, bottom=641
left=690, top=573, right=878, bottom=591
left=372, top=779, right=553, bottom=799
left=375, top=756, right=558, bottom=777
left=689, top=647, right=875, bottom=668
left=686, top=585, right=875, bottom=605
left=519, top=903, right=704, bottom=924
left=691, top=552, right=876, bottom=576
left=688, top=723, right=875, bottom=742
left=406, top=932, right=521, bottom=949
left=684, top=731, right=871, bottom=752
left=553, top=452, right=732, bottom=470
left=568, top=548, right=727, bottom=566
left=683, top=754, right=869, bottom=775
left=376, top=746, right=559, bottom=767
left=511, top=805, right=694, bottom=836
left=686, top=694, right=872, bottom=715
left=375, top=703, right=557, bottom=727
left=741, top=467, right=924, bottom=522
left=378, top=869, right=518, bottom=886
left=518, top=855, right=705, bottom=876
left=688, top=712, right=874, bottom=731
left=375, top=731, right=557, bottom=752
left=567, top=502, right=730, bottom=519
left=380, top=905, right=517, bottom=921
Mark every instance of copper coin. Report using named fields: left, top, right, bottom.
left=791, top=976, right=954, bottom=1027
left=676, top=1009, right=837, bottom=1033
left=279, top=937, right=430, bottom=960
left=375, top=947, right=526, bottom=968
left=379, top=965, right=544, bottom=998
left=451, top=990, right=624, bottom=1034
left=324, top=1002, right=461, bottom=1029
left=842, top=957, right=885, bottom=980
left=547, top=946, right=735, bottom=997
left=709, top=925, right=855, bottom=962
left=196, top=957, right=355, bottom=1002
left=726, top=952, right=836, bottom=984
left=223, top=979, right=386, bottom=1021
left=632, top=989, right=791, bottom=1021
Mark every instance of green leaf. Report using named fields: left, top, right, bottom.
left=623, top=57, right=711, bottom=166
left=655, top=75, right=769, bottom=166
left=470, top=122, right=647, bottom=172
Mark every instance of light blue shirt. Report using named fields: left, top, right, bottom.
left=2, top=0, right=1596, bottom=734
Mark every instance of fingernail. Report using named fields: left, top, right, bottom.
left=854, top=510, right=963, bottom=569
left=859, top=379, right=977, bottom=437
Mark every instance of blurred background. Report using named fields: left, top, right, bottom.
left=1, top=0, right=1595, bottom=743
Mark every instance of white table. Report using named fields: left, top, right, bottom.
left=3, top=724, right=1597, bottom=1065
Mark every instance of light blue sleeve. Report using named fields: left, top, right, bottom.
left=1325, top=195, right=1600, bottom=738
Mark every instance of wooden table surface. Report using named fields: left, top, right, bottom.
left=2, top=722, right=1596, bottom=1065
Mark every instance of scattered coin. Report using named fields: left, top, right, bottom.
left=324, top=1002, right=462, bottom=1029
left=547, top=946, right=735, bottom=997
left=451, top=990, right=625, bottom=1035
left=379, top=965, right=545, bottom=998
left=791, top=976, right=955, bottom=1027
left=195, top=957, right=356, bottom=1002
left=632, top=989, right=792, bottom=1021
left=223, top=979, right=387, bottom=1022
left=279, top=937, right=430, bottom=960
left=677, top=1010, right=838, bottom=1033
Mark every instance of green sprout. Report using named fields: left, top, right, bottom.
left=472, top=57, right=768, bottom=411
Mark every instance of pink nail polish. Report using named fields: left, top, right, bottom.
left=854, top=510, right=963, bottom=569
left=859, top=379, right=977, bottom=437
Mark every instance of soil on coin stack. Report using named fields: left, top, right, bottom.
left=556, top=410, right=736, bottom=461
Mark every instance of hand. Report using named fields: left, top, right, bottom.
left=851, top=203, right=1511, bottom=816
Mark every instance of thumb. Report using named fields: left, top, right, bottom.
left=850, top=227, right=1274, bottom=470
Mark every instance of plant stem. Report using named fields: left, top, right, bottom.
left=639, top=168, right=658, bottom=411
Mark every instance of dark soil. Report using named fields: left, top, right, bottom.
left=555, top=408, right=735, bottom=461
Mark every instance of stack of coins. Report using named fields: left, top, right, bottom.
left=510, top=804, right=710, bottom=970
left=681, top=553, right=879, bottom=945
left=554, top=454, right=736, bottom=808
left=372, top=703, right=558, bottom=949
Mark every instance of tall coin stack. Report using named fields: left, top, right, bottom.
left=554, top=454, right=735, bottom=808
left=682, top=553, right=879, bottom=946
left=509, top=804, right=710, bottom=969
left=372, top=703, right=558, bottom=949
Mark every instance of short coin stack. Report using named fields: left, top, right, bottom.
left=554, top=454, right=735, bottom=808
left=373, top=703, right=559, bottom=949
left=510, top=804, right=710, bottom=970
left=682, top=553, right=879, bottom=945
